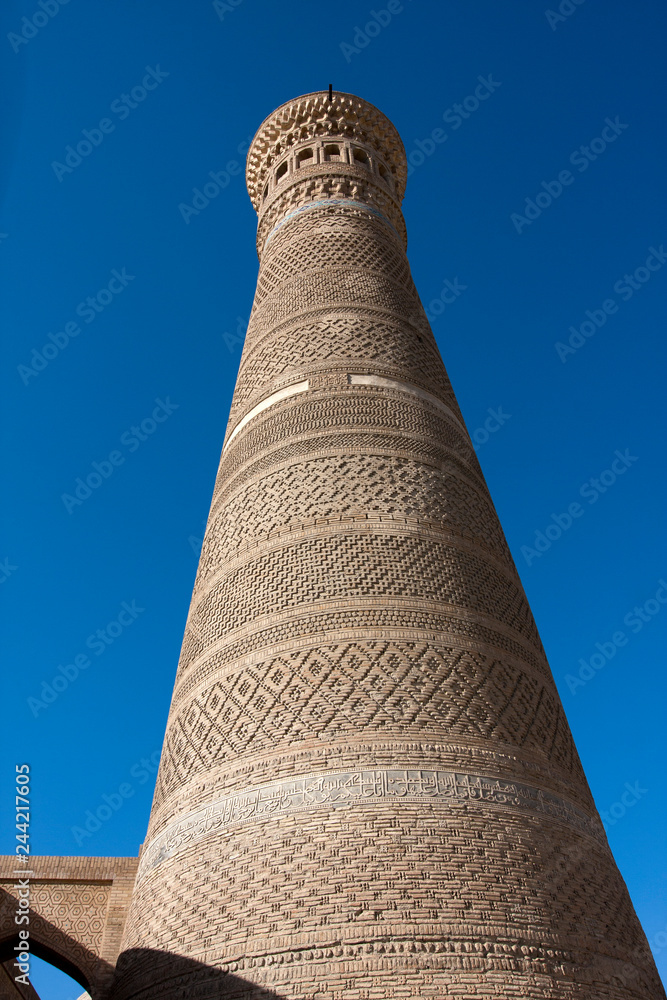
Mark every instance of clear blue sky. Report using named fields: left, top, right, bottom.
left=2, top=1, right=665, bottom=996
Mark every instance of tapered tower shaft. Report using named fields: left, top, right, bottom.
left=113, top=92, right=664, bottom=1000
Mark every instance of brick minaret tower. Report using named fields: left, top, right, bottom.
left=112, top=92, right=664, bottom=999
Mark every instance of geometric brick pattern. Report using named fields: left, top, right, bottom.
left=0, top=856, right=138, bottom=999
left=203, top=453, right=513, bottom=564
left=229, top=310, right=462, bottom=415
left=112, top=91, right=665, bottom=998
left=154, top=640, right=579, bottom=805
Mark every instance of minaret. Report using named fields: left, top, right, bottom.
left=112, top=92, right=664, bottom=999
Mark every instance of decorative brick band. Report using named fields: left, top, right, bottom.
left=262, top=199, right=399, bottom=250
left=224, top=373, right=467, bottom=455
left=348, top=373, right=468, bottom=435
left=137, top=768, right=603, bottom=882
left=224, top=379, right=309, bottom=450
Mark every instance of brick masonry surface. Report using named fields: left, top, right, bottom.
left=0, top=856, right=138, bottom=998
left=24, top=92, right=664, bottom=999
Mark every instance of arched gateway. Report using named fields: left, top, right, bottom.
left=0, top=856, right=138, bottom=999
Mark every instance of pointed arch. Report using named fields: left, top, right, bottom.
left=0, top=856, right=139, bottom=999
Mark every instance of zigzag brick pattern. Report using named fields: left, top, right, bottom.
left=112, top=91, right=665, bottom=999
